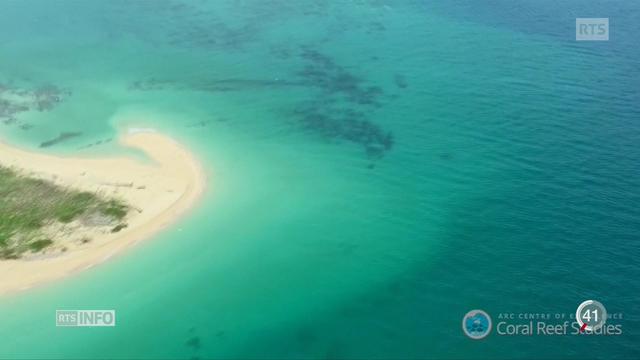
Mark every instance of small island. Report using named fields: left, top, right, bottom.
left=0, top=129, right=206, bottom=295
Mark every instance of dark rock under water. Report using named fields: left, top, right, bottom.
left=39, top=132, right=83, bottom=148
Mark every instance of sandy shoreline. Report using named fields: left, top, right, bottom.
left=0, top=131, right=206, bottom=296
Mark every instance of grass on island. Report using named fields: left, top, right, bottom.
left=0, top=166, right=129, bottom=259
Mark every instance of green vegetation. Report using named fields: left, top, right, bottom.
left=101, top=199, right=129, bottom=220
left=0, top=166, right=129, bottom=259
left=28, top=239, right=53, bottom=252
left=111, top=223, right=128, bottom=233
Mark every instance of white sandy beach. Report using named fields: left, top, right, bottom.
left=0, top=131, right=206, bottom=295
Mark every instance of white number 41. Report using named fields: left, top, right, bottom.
left=582, top=309, right=598, bottom=323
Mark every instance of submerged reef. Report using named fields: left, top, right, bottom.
left=0, top=83, right=70, bottom=128
left=293, top=103, right=393, bottom=159
left=293, top=48, right=393, bottom=158
left=127, top=47, right=394, bottom=159
left=111, top=0, right=269, bottom=52
left=297, top=47, right=385, bottom=107
left=120, top=0, right=394, bottom=159
left=129, top=77, right=305, bottom=93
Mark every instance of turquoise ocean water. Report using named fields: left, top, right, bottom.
left=0, top=1, right=639, bottom=359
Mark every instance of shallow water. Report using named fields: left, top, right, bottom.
left=0, top=1, right=639, bottom=359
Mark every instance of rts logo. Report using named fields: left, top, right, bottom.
left=576, top=18, right=609, bottom=41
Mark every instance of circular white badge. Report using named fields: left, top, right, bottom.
left=576, top=300, right=607, bottom=332
left=462, top=309, right=492, bottom=340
